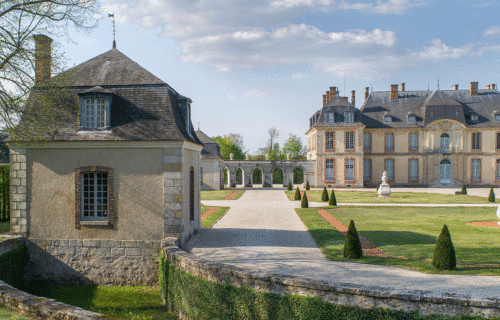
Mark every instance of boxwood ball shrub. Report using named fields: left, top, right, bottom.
left=301, top=191, right=309, bottom=208
left=294, top=186, right=301, bottom=200
left=305, top=181, right=310, bottom=190
left=287, top=181, right=292, bottom=191
left=329, top=189, right=337, bottom=206
left=488, top=188, right=495, bottom=202
left=343, top=220, right=362, bottom=259
left=321, top=187, right=329, bottom=202
left=461, top=184, right=467, bottom=195
left=432, top=224, right=456, bottom=270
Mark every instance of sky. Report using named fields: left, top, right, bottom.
left=57, top=0, right=500, bottom=154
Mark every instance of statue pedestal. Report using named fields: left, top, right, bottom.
left=378, top=171, right=391, bottom=198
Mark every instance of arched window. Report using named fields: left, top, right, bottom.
left=441, top=133, right=450, bottom=153
left=190, top=167, right=194, bottom=221
left=440, top=159, right=452, bottom=184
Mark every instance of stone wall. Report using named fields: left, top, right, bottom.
left=26, top=239, right=160, bottom=286
left=9, top=148, right=27, bottom=236
left=162, top=238, right=500, bottom=319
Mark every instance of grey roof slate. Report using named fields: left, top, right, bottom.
left=196, top=130, right=222, bottom=160
left=309, top=95, right=363, bottom=129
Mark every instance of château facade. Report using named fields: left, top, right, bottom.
left=307, top=82, right=500, bottom=188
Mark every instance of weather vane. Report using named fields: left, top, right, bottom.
left=108, top=13, right=116, bottom=49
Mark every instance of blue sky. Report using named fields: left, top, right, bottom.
left=59, top=0, right=500, bottom=154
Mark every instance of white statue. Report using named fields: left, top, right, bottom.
left=378, top=171, right=391, bottom=198
left=230, top=153, right=234, bottom=160
left=265, top=153, right=269, bottom=160
left=496, top=206, right=500, bottom=225
left=287, top=153, right=290, bottom=160
left=246, top=153, right=249, bottom=160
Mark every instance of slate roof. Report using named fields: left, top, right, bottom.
left=196, top=130, right=222, bottom=160
left=308, top=88, right=500, bottom=130
left=9, top=48, right=202, bottom=144
left=307, top=96, right=363, bottom=131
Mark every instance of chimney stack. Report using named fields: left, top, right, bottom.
left=322, top=94, right=327, bottom=106
left=470, top=82, right=478, bottom=96
left=486, top=85, right=491, bottom=90
left=390, top=84, right=398, bottom=99
left=492, top=84, right=497, bottom=90
left=34, top=34, right=53, bottom=85
left=351, top=90, right=355, bottom=107
left=364, top=87, right=369, bottom=102
left=451, top=84, right=459, bottom=91
left=400, top=83, right=405, bottom=92
left=331, top=87, right=337, bottom=97
left=326, top=91, right=330, bottom=103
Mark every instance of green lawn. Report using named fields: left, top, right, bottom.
left=0, top=221, right=9, bottom=234
left=286, top=190, right=498, bottom=204
left=201, top=206, right=230, bottom=228
left=21, top=282, right=176, bottom=320
left=296, top=206, right=500, bottom=275
left=0, top=307, right=34, bottom=319
left=201, top=190, right=245, bottom=200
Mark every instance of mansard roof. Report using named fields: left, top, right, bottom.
left=307, top=95, right=362, bottom=131
left=195, top=130, right=222, bottom=160
left=9, top=48, right=202, bottom=144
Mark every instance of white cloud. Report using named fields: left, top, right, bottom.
left=292, top=73, right=307, bottom=79
left=418, top=39, right=472, bottom=60
left=339, top=0, right=425, bottom=14
left=475, top=1, right=494, bottom=7
left=242, top=89, right=266, bottom=98
left=484, top=26, right=500, bottom=36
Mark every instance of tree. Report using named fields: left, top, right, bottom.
left=282, top=133, right=305, bottom=159
left=321, top=187, right=329, bottom=202
left=329, top=189, right=337, bottom=206
left=343, top=220, right=362, bottom=259
left=226, top=132, right=247, bottom=154
left=0, top=0, right=99, bottom=131
left=489, top=188, right=495, bottom=202
left=432, top=224, right=456, bottom=270
left=267, top=127, right=280, bottom=154
left=301, top=191, right=308, bottom=208
left=212, top=135, right=245, bottom=160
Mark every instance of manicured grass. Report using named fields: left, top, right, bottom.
left=286, top=190, right=499, bottom=204
left=0, top=221, right=9, bottom=234
left=201, top=190, right=245, bottom=200
left=201, top=205, right=230, bottom=228
left=21, top=282, right=176, bottom=320
left=296, top=206, right=500, bottom=275
left=0, top=307, right=34, bottom=319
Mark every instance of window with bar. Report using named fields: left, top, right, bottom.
left=325, top=159, right=334, bottom=181
left=385, top=159, right=395, bottom=181
left=326, top=112, right=335, bottom=123
left=385, top=133, right=394, bottom=151
left=325, top=132, right=335, bottom=150
left=345, top=159, right=354, bottom=181
left=409, top=159, right=418, bottom=181
left=363, top=159, right=371, bottom=181
left=345, top=112, right=354, bottom=123
left=345, top=131, right=354, bottom=150
left=82, top=172, right=108, bottom=220
left=409, top=133, right=418, bottom=151
left=497, top=159, right=500, bottom=181
left=363, top=133, right=371, bottom=151
left=472, top=133, right=481, bottom=151
left=83, top=98, right=107, bottom=129
left=497, top=133, right=500, bottom=150
left=471, top=159, right=481, bottom=181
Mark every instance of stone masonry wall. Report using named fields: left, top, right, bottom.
left=26, top=239, right=160, bottom=286
left=163, top=147, right=183, bottom=239
left=162, top=238, right=500, bottom=319
left=9, top=148, right=27, bottom=236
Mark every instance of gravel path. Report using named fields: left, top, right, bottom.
left=186, top=189, right=500, bottom=298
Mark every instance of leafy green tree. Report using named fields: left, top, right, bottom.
left=253, top=168, right=262, bottom=184
left=294, top=186, right=301, bottom=200
left=432, top=224, right=456, bottom=270
left=272, top=167, right=283, bottom=184
left=212, top=135, right=245, bottom=160
left=293, top=168, right=304, bottom=184
left=321, top=187, right=329, bottom=202
left=301, top=191, right=308, bottom=208
left=282, top=133, right=305, bottom=159
left=329, top=189, right=337, bottom=206
left=489, top=188, right=495, bottom=202
left=343, top=220, right=362, bottom=259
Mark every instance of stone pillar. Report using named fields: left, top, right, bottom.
left=263, top=173, right=273, bottom=187
left=229, top=170, right=236, bottom=188
left=244, top=168, right=253, bottom=187
left=163, top=147, right=183, bottom=238
left=10, top=148, right=27, bottom=236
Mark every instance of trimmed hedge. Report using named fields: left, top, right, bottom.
left=343, top=220, right=362, bottom=259
left=329, top=189, right=337, bottom=206
left=294, top=187, right=301, bottom=201
left=305, top=181, right=310, bottom=190
left=0, top=242, right=27, bottom=287
left=488, top=188, right=495, bottom=202
left=301, top=192, right=309, bottom=208
left=321, top=187, right=329, bottom=202
left=432, top=224, right=456, bottom=270
left=287, top=181, right=292, bottom=191
left=461, top=184, right=467, bottom=195
left=0, top=165, right=10, bottom=221
left=159, top=256, right=493, bottom=320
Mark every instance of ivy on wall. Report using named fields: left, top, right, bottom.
left=0, top=166, right=10, bottom=221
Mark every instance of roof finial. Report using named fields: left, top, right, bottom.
left=198, top=122, right=200, bottom=130
left=437, top=78, right=440, bottom=90
left=108, top=13, right=116, bottom=49
left=428, top=83, right=429, bottom=91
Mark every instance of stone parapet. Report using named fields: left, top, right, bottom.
left=161, top=237, right=500, bottom=319
left=9, top=148, right=27, bottom=236
left=26, top=238, right=161, bottom=286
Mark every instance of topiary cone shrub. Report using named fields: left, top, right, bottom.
left=301, top=191, right=309, bottom=208
left=343, top=220, right=362, bottom=259
left=329, top=189, right=337, bottom=206
left=287, top=181, right=292, bottom=191
left=432, top=224, right=456, bottom=270
left=294, top=186, right=301, bottom=200
left=305, top=181, right=310, bottom=190
left=461, top=184, right=467, bottom=195
left=489, top=188, right=495, bottom=202
left=321, top=187, right=329, bottom=202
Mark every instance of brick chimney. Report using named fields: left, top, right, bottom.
left=351, top=90, right=355, bottom=106
left=486, top=85, right=491, bottom=90
left=470, top=82, right=478, bottom=96
left=33, top=34, right=53, bottom=85
left=329, top=87, right=336, bottom=98
left=326, top=91, right=330, bottom=103
left=400, top=83, right=405, bottom=92
left=364, top=87, right=369, bottom=102
left=322, top=94, right=326, bottom=106
left=492, top=84, right=497, bottom=90
left=390, top=84, right=398, bottom=99
left=451, top=84, right=459, bottom=91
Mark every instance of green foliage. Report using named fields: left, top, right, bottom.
left=287, top=181, right=292, bottom=191
left=488, top=188, right=495, bottom=202
left=461, top=184, right=467, bottom=195
left=329, top=189, right=337, bottom=206
left=293, top=168, right=304, bottom=184
left=432, top=224, right=456, bottom=270
left=212, top=136, right=246, bottom=160
left=294, top=187, right=301, bottom=200
left=321, top=187, right=329, bottom=202
left=236, top=168, right=243, bottom=185
left=376, top=181, right=381, bottom=191
left=0, top=243, right=27, bottom=287
left=343, top=220, right=362, bottom=259
left=273, top=168, right=283, bottom=184
left=0, top=166, right=9, bottom=221
left=301, top=192, right=309, bottom=208
left=305, top=181, right=310, bottom=190
left=201, top=206, right=230, bottom=228
left=253, top=168, right=263, bottom=184
left=281, top=134, right=305, bottom=159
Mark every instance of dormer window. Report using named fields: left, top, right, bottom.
left=407, top=115, right=416, bottom=123
left=326, top=112, right=335, bottom=123
left=345, top=112, right=354, bottom=123
left=495, top=113, right=500, bottom=122
left=470, top=114, right=479, bottom=122
left=78, top=89, right=112, bottom=130
left=384, top=116, right=392, bottom=123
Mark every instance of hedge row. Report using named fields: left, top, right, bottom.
left=158, top=256, right=494, bottom=320
left=0, top=165, right=9, bottom=221
left=0, top=242, right=27, bottom=287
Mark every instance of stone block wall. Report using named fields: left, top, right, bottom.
left=9, top=148, right=27, bottom=236
left=26, top=239, right=160, bottom=286
left=163, top=147, right=184, bottom=239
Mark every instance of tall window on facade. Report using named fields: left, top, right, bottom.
left=409, top=159, right=418, bottom=181
left=83, top=98, right=107, bottom=129
left=363, top=159, right=371, bottom=181
left=325, top=159, right=334, bottom=181
left=325, top=132, right=335, bottom=151
left=409, top=133, right=418, bottom=151
left=497, top=133, right=500, bottom=150
left=200, top=167, right=203, bottom=186
left=385, top=133, right=394, bottom=151
left=345, top=159, right=354, bottom=181
left=345, top=132, right=354, bottom=150
left=326, top=112, right=334, bottom=123
left=471, top=159, right=481, bottom=181
left=190, top=167, right=195, bottom=221
left=497, top=159, right=500, bottom=181
left=472, top=133, right=481, bottom=151
left=441, top=133, right=450, bottom=153
left=82, top=172, right=108, bottom=219
left=385, top=159, right=395, bottom=181
left=363, top=133, right=371, bottom=151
